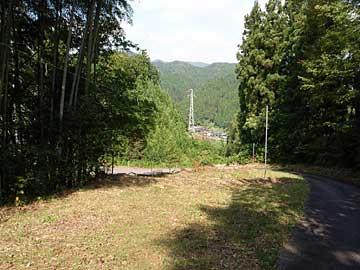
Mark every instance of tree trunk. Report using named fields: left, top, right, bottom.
left=50, top=0, right=61, bottom=144
left=59, top=4, right=75, bottom=158
left=91, top=0, right=102, bottom=85
left=59, top=5, right=74, bottom=123
left=85, top=0, right=101, bottom=95
left=0, top=0, right=12, bottom=203
left=1, top=49, right=10, bottom=203
left=12, top=3, right=24, bottom=179
left=69, top=0, right=96, bottom=108
left=39, top=53, right=45, bottom=144
left=0, top=2, right=10, bottom=115
left=37, top=1, right=46, bottom=146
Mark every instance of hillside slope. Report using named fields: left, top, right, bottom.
left=153, top=60, right=239, bottom=128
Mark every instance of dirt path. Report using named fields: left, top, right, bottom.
left=278, top=174, right=360, bottom=269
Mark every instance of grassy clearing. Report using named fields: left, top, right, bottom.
left=0, top=167, right=308, bottom=270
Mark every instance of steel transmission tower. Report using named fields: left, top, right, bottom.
left=188, top=89, right=195, bottom=132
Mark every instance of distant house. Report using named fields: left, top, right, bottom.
left=191, top=126, right=227, bottom=141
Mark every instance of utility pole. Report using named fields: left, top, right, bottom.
left=264, top=105, right=269, bottom=178
left=188, top=89, right=195, bottom=132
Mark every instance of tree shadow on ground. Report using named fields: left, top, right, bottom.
left=85, top=173, right=160, bottom=190
left=159, top=178, right=306, bottom=270
left=41, top=173, right=160, bottom=201
left=0, top=173, right=160, bottom=223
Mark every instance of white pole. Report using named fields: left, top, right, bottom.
left=253, top=143, right=255, bottom=161
left=188, top=89, right=191, bottom=131
left=188, top=89, right=194, bottom=132
left=264, top=105, right=268, bottom=178
left=191, top=89, right=194, bottom=128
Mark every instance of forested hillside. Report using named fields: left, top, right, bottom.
left=153, top=60, right=239, bottom=128
left=228, top=0, right=360, bottom=168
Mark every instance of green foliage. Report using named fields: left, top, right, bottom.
left=187, top=140, right=227, bottom=166
left=233, top=0, right=360, bottom=168
left=93, top=54, right=228, bottom=169
left=143, top=84, right=191, bottom=167
left=0, top=0, right=162, bottom=204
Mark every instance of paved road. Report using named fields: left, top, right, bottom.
left=278, top=174, right=360, bottom=270
left=106, top=166, right=181, bottom=176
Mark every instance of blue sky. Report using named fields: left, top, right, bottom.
left=123, top=0, right=268, bottom=63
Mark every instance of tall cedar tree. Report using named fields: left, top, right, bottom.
left=232, top=0, right=360, bottom=168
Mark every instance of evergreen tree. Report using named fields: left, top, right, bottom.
left=234, top=0, right=360, bottom=168
left=236, top=0, right=285, bottom=149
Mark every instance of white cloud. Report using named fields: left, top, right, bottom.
left=135, top=0, right=240, bottom=14
left=124, top=0, right=269, bottom=63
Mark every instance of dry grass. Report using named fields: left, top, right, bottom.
left=0, top=167, right=308, bottom=270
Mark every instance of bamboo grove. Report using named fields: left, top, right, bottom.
left=228, top=0, right=360, bottom=168
left=0, top=0, right=179, bottom=204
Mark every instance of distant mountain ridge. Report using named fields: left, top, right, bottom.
left=152, top=60, right=239, bottom=128
left=153, top=60, right=210, bottom=68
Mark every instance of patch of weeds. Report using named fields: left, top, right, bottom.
left=15, top=230, right=27, bottom=240
left=41, top=214, right=60, bottom=224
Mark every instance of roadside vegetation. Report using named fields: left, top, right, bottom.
left=0, top=167, right=309, bottom=270
left=228, top=0, right=360, bottom=170
left=276, top=164, right=360, bottom=187
left=115, top=139, right=228, bottom=169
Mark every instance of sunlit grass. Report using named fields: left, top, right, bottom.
left=233, top=168, right=303, bottom=180
left=0, top=168, right=308, bottom=269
